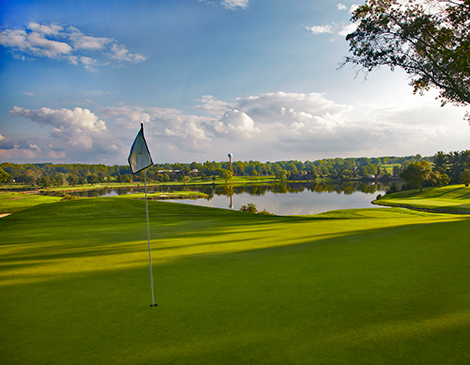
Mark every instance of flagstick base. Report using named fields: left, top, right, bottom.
left=150, top=304, right=158, bottom=307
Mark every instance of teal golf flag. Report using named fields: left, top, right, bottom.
left=128, top=123, right=153, bottom=174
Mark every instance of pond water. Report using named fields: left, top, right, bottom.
left=58, top=181, right=399, bottom=215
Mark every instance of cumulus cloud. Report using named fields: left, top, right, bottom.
left=208, top=109, right=260, bottom=138
left=101, top=105, right=212, bottom=153
left=0, top=23, right=146, bottom=71
left=188, top=91, right=467, bottom=160
left=9, top=107, right=120, bottom=157
left=337, top=3, right=348, bottom=10
left=194, top=95, right=237, bottom=118
left=0, top=133, right=45, bottom=161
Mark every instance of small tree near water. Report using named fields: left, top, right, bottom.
left=240, top=203, right=258, bottom=213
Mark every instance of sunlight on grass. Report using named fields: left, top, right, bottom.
left=376, top=185, right=470, bottom=212
left=1, top=199, right=469, bottom=364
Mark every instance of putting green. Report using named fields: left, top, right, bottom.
left=1, top=198, right=469, bottom=364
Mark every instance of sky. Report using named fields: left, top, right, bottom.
left=0, top=0, right=469, bottom=165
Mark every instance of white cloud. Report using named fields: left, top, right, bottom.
left=101, top=105, right=211, bottom=153
left=0, top=23, right=146, bottom=71
left=9, top=106, right=120, bottom=155
left=221, top=0, right=250, bottom=10
left=349, top=4, right=360, bottom=13
left=306, top=25, right=334, bottom=35
left=109, top=44, right=146, bottom=63
left=194, top=95, right=237, bottom=118
left=208, top=109, right=260, bottom=138
left=337, top=3, right=348, bottom=10
left=187, top=91, right=470, bottom=161
left=6, top=92, right=469, bottom=164
left=338, top=22, right=359, bottom=36
left=69, top=31, right=113, bottom=50
left=0, top=29, right=73, bottom=58
left=27, top=23, right=63, bottom=35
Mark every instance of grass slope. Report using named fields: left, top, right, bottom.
left=0, top=192, right=62, bottom=214
left=1, top=199, right=469, bottom=364
left=375, top=185, right=470, bottom=213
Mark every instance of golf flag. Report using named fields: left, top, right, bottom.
left=128, top=123, right=153, bottom=174
left=128, top=123, right=156, bottom=307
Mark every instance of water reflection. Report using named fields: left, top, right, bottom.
left=47, top=181, right=400, bottom=215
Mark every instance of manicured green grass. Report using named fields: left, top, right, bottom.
left=0, top=192, right=62, bottom=213
left=1, top=199, right=469, bottom=364
left=375, top=185, right=470, bottom=212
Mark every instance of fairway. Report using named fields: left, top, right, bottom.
left=375, top=185, right=470, bottom=213
left=1, top=198, right=469, bottom=364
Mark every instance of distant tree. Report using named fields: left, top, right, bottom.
left=400, top=161, right=432, bottom=192
left=275, top=169, right=288, bottom=183
left=180, top=175, right=191, bottom=185
left=67, top=173, right=79, bottom=186
left=386, top=182, right=400, bottom=195
left=429, top=171, right=450, bottom=188
left=433, top=151, right=448, bottom=174
left=392, top=165, right=402, bottom=177
left=219, top=169, right=233, bottom=184
left=22, top=170, right=41, bottom=186
left=287, top=162, right=299, bottom=174
left=341, top=169, right=355, bottom=180
left=54, top=172, right=67, bottom=186
left=343, top=0, right=470, bottom=111
left=37, top=176, right=51, bottom=188
left=0, top=167, right=9, bottom=183
left=460, top=169, right=470, bottom=187
left=87, top=174, right=100, bottom=184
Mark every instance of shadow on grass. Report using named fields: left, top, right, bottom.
left=1, top=211, right=469, bottom=364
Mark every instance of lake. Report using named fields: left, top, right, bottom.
left=66, top=181, right=398, bottom=215
left=167, top=183, right=389, bottom=215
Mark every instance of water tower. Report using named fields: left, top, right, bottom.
left=228, top=153, right=233, bottom=171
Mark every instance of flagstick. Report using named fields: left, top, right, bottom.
left=145, top=170, right=156, bottom=307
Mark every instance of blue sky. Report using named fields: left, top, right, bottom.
left=1, top=0, right=469, bottom=165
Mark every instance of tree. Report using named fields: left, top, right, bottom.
left=429, top=171, right=450, bottom=187
left=400, top=161, right=432, bottom=192
left=218, top=168, right=233, bottom=184
left=275, top=169, right=288, bottom=183
left=180, top=175, right=191, bottom=185
left=460, top=169, right=470, bottom=186
left=240, top=203, right=258, bottom=213
left=433, top=151, right=448, bottom=174
left=37, top=176, right=51, bottom=188
left=0, top=167, right=9, bottom=183
left=67, top=173, right=79, bottom=186
left=343, top=0, right=470, bottom=112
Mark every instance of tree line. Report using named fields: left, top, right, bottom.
left=0, top=153, right=460, bottom=188
left=398, top=150, right=470, bottom=192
